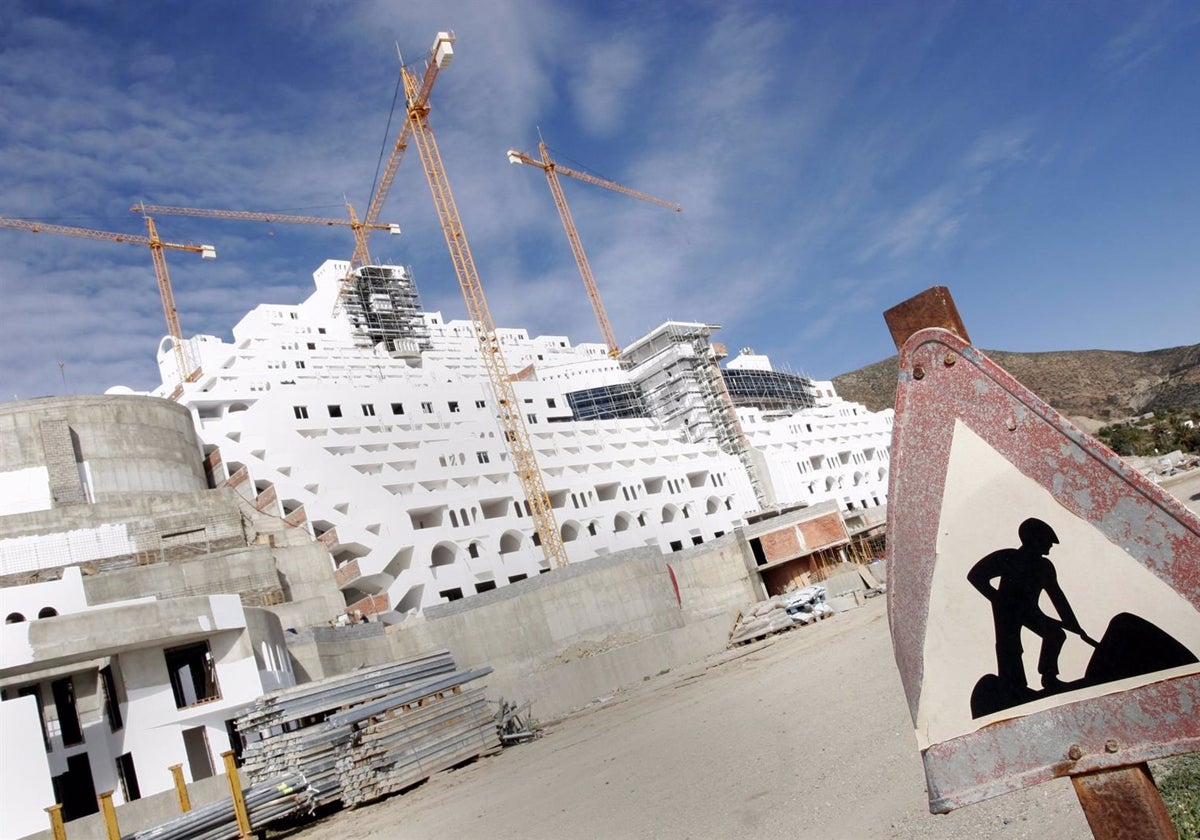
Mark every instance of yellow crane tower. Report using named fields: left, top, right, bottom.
left=366, top=31, right=569, bottom=570
left=506, top=140, right=681, bottom=356
left=0, top=212, right=216, bottom=391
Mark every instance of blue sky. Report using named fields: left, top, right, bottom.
left=1, top=1, right=1197, bottom=399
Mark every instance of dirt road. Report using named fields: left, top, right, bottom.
left=288, top=599, right=1093, bottom=840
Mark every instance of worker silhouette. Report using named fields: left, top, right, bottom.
left=967, top=518, right=1098, bottom=699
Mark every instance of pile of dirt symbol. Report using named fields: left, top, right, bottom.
left=728, top=585, right=833, bottom=646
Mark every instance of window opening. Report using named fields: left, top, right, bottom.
left=327, top=405, right=343, bottom=418
left=100, top=665, right=123, bottom=731
left=116, top=753, right=141, bottom=801
left=182, top=726, right=214, bottom=780
left=165, top=642, right=220, bottom=708
left=51, top=677, right=84, bottom=746
left=293, top=406, right=309, bottom=420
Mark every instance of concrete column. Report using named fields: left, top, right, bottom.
left=40, top=418, right=87, bottom=505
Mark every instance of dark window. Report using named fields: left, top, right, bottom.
left=51, top=677, right=83, bottom=746
left=421, top=401, right=433, bottom=414
left=468, top=543, right=480, bottom=559
left=477, top=451, right=489, bottom=464
left=475, top=400, right=486, bottom=409
left=391, top=402, right=405, bottom=415
left=116, top=753, right=141, bottom=801
left=692, top=535, right=703, bottom=546
left=448, top=401, right=460, bottom=413
left=164, top=642, right=220, bottom=708
left=669, top=540, right=684, bottom=552
left=295, top=360, right=305, bottom=369
left=5, top=612, right=24, bottom=624
left=307, top=342, right=316, bottom=350
left=439, top=587, right=464, bottom=602
left=100, top=666, right=123, bottom=731
left=587, top=522, right=598, bottom=536
left=17, top=684, right=50, bottom=749
left=293, top=406, right=308, bottom=420
left=37, top=606, right=58, bottom=618
left=475, top=580, right=497, bottom=593
left=508, top=574, right=527, bottom=584
left=55, top=754, right=98, bottom=821
left=547, top=398, right=556, bottom=408
left=317, top=328, right=326, bottom=334
left=361, top=403, right=376, bottom=416
left=327, top=405, right=342, bottom=418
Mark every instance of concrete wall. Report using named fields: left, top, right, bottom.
left=0, top=396, right=206, bottom=515
left=285, top=537, right=763, bottom=720
left=0, top=490, right=246, bottom=579
left=18, top=773, right=230, bottom=840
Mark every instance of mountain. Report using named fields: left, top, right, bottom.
left=832, top=344, right=1200, bottom=427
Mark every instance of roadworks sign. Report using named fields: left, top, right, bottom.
left=886, top=327, right=1200, bottom=812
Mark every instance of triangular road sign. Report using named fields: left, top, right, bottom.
left=886, top=322, right=1200, bottom=813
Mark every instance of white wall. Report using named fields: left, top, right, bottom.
left=0, top=695, right=55, bottom=840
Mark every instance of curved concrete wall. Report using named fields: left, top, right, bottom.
left=0, top=395, right=206, bottom=510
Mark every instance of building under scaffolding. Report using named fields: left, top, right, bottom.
left=341, top=265, right=430, bottom=351
left=620, top=322, right=766, bottom=507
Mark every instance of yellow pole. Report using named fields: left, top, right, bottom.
left=45, top=804, right=66, bottom=840
left=98, top=791, right=120, bottom=840
left=169, top=764, right=192, bottom=812
left=222, top=750, right=252, bottom=838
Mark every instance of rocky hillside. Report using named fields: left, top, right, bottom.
left=832, top=343, right=1200, bottom=426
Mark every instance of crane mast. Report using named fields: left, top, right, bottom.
left=396, top=33, right=569, bottom=570
left=0, top=213, right=215, bottom=389
left=507, top=141, right=680, bottom=356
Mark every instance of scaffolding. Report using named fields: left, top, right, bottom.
left=341, top=265, right=431, bottom=350
left=622, top=323, right=767, bottom=507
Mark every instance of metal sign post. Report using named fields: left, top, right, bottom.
left=883, top=287, right=1199, bottom=838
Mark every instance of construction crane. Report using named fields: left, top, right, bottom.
left=131, top=202, right=401, bottom=271
left=507, top=140, right=680, bottom=356
left=372, top=31, right=569, bottom=570
left=0, top=212, right=216, bottom=389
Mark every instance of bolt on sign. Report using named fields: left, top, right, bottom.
left=883, top=288, right=1200, bottom=821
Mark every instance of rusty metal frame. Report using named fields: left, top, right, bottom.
left=885, top=323, right=1200, bottom=812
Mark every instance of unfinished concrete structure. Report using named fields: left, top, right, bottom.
left=0, top=395, right=342, bottom=839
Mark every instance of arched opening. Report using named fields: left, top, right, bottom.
left=499, top=530, right=524, bottom=555
left=661, top=504, right=680, bottom=524
left=431, top=542, right=459, bottom=567
left=37, top=607, right=58, bottom=619
left=613, top=512, right=632, bottom=532
left=825, top=476, right=837, bottom=491
left=5, top=612, right=25, bottom=624
left=561, top=520, right=581, bottom=542
left=706, top=496, right=721, bottom=515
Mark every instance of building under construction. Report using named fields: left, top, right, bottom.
left=342, top=265, right=431, bottom=352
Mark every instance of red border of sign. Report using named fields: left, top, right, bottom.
left=886, top=328, right=1200, bottom=812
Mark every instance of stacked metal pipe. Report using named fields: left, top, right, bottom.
left=124, top=774, right=314, bottom=840
left=234, top=652, right=501, bottom=809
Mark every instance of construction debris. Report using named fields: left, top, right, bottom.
left=728, top=585, right=833, bottom=646
left=234, top=651, right=501, bottom=810
left=495, top=697, right=541, bottom=745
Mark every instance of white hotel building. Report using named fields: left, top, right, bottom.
left=149, top=260, right=893, bottom=617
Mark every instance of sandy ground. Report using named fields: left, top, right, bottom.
left=284, top=599, right=1095, bottom=840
